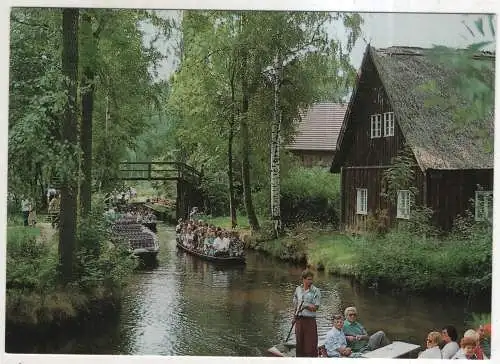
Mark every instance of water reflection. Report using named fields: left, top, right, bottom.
left=7, top=223, right=490, bottom=355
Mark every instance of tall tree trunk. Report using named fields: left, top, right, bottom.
left=59, top=8, right=79, bottom=283
left=270, top=52, right=283, bottom=237
left=240, top=62, right=260, bottom=231
left=228, top=68, right=237, bottom=229
left=79, top=12, right=95, bottom=217
left=238, top=14, right=259, bottom=231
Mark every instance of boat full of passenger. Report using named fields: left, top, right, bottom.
left=176, top=218, right=245, bottom=264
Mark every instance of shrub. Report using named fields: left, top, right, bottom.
left=6, top=229, right=58, bottom=290
left=366, top=209, right=390, bottom=236
left=6, top=205, right=136, bottom=327
left=74, top=206, right=136, bottom=293
left=198, top=172, right=231, bottom=216
left=279, top=166, right=340, bottom=227
left=356, top=220, right=492, bottom=295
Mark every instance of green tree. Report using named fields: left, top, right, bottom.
left=167, top=11, right=361, bottom=231
left=9, top=9, right=66, bottom=204
left=426, top=14, right=495, bottom=151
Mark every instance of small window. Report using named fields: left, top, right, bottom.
left=397, top=190, right=411, bottom=219
left=356, top=188, right=368, bottom=215
left=475, top=191, right=493, bottom=222
left=370, top=114, right=381, bottom=138
left=383, top=112, right=394, bottom=137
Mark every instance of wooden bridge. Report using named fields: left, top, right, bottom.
left=118, top=161, right=203, bottom=220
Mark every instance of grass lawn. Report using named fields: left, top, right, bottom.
left=307, top=233, right=360, bottom=275
left=200, top=215, right=360, bottom=271
left=7, top=225, right=41, bottom=238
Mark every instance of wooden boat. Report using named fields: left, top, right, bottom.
left=267, top=337, right=420, bottom=359
left=111, top=219, right=159, bottom=260
left=176, top=241, right=246, bottom=264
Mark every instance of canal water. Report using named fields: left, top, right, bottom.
left=11, top=223, right=491, bottom=355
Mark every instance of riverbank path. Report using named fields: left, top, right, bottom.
left=36, top=222, right=57, bottom=245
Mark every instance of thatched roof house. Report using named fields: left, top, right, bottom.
left=331, top=45, right=494, bottom=231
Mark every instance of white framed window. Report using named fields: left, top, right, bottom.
left=356, top=188, right=368, bottom=215
left=383, top=112, right=395, bottom=137
left=397, top=190, right=411, bottom=219
left=370, top=114, right=382, bottom=138
left=475, top=190, right=493, bottom=222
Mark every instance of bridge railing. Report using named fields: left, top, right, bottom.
left=118, top=161, right=201, bottom=184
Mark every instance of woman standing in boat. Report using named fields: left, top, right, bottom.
left=292, top=269, right=321, bottom=357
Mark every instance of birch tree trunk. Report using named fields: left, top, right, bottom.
left=270, top=52, right=283, bottom=237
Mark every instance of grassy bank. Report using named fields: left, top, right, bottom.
left=206, top=216, right=492, bottom=296
left=6, top=220, right=135, bottom=333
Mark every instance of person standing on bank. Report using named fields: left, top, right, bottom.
left=292, top=269, right=321, bottom=357
left=21, top=196, right=31, bottom=227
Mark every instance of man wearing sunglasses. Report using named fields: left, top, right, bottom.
left=343, top=306, right=390, bottom=353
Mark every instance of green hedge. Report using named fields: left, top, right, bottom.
left=355, top=224, right=492, bottom=295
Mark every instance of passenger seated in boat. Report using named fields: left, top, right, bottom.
left=343, top=307, right=390, bottom=353
left=227, top=232, right=243, bottom=257
left=183, top=226, right=194, bottom=249
left=221, top=231, right=231, bottom=251
left=462, top=329, right=485, bottom=359
left=452, top=336, right=479, bottom=360
left=175, top=219, right=183, bottom=234
left=203, top=229, right=215, bottom=255
left=441, top=325, right=459, bottom=359
left=191, top=228, right=199, bottom=249
left=418, top=331, right=443, bottom=359
left=324, top=314, right=363, bottom=358
left=477, top=323, right=491, bottom=358
left=213, top=231, right=225, bottom=256
left=193, top=226, right=203, bottom=251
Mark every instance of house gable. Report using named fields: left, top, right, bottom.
left=331, top=50, right=407, bottom=171
left=333, top=45, right=494, bottom=173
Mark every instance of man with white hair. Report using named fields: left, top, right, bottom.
left=343, top=306, right=390, bottom=353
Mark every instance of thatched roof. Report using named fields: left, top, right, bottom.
left=286, top=102, right=347, bottom=151
left=333, top=45, right=495, bottom=172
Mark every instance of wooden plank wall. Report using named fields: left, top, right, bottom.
left=343, top=57, right=406, bottom=167
left=342, top=165, right=425, bottom=232
left=427, top=169, right=493, bottom=230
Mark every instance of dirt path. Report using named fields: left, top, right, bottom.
left=37, top=222, right=57, bottom=245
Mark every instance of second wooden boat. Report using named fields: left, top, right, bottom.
left=176, top=241, right=246, bottom=264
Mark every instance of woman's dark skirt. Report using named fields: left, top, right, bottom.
left=295, top=317, right=318, bottom=357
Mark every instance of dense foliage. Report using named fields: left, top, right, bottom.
left=6, top=211, right=135, bottom=326
left=8, top=8, right=171, bottom=204
left=304, top=213, right=492, bottom=296
left=254, top=166, right=341, bottom=226
left=165, top=11, right=362, bottom=228
left=427, top=15, right=495, bottom=152
left=356, top=223, right=492, bottom=295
